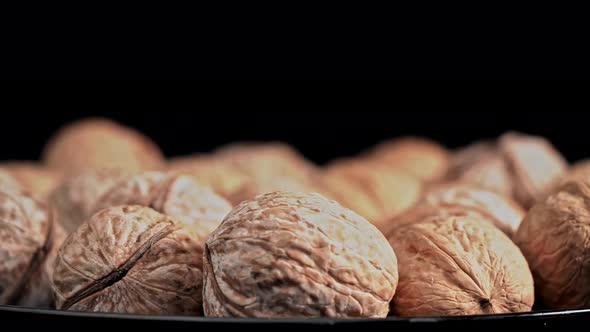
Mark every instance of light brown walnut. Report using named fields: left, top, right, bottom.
left=50, top=169, right=132, bottom=233
left=318, top=159, right=422, bottom=231
left=51, top=205, right=203, bottom=315
left=42, top=118, right=165, bottom=174
left=514, top=180, right=590, bottom=309
left=563, top=159, right=590, bottom=184
left=388, top=212, right=534, bottom=316
left=203, top=191, right=398, bottom=318
left=92, top=171, right=232, bottom=241
left=0, top=162, right=63, bottom=199
left=0, top=169, right=23, bottom=195
left=0, top=191, right=64, bottom=308
left=369, top=137, right=450, bottom=182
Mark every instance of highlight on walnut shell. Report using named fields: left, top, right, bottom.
left=388, top=211, right=534, bottom=316
left=51, top=205, right=204, bottom=315
left=318, top=158, right=422, bottom=231
left=203, top=191, right=398, bottom=318
left=42, top=118, right=165, bottom=174
left=91, top=171, right=233, bottom=241
left=514, top=180, right=590, bottom=309
left=368, top=137, right=450, bottom=182
left=422, top=183, right=525, bottom=237
left=0, top=162, right=63, bottom=199
left=50, top=168, right=132, bottom=233
left=0, top=191, right=65, bottom=308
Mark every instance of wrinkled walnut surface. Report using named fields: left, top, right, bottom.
left=50, top=169, right=132, bottom=233
left=203, top=191, right=398, bottom=318
left=52, top=205, right=203, bottom=315
left=0, top=191, right=61, bottom=307
left=42, top=118, right=165, bottom=174
left=515, top=181, right=590, bottom=309
left=369, top=137, right=450, bottom=182
left=389, top=213, right=534, bottom=316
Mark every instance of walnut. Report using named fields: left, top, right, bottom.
left=0, top=162, right=63, bottom=199
left=203, top=191, right=398, bottom=318
left=514, top=180, right=590, bottom=309
left=388, top=212, right=534, bottom=316
left=422, top=183, right=525, bottom=237
left=318, top=159, right=422, bottom=231
left=0, top=191, right=65, bottom=308
left=51, top=205, right=203, bottom=314
left=0, top=169, right=22, bottom=195
left=92, top=171, right=232, bottom=241
left=446, top=141, right=513, bottom=196
left=50, top=169, right=132, bottom=233
left=499, top=132, right=568, bottom=209
left=562, top=159, right=590, bottom=184
left=369, top=137, right=450, bottom=182
left=42, top=118, right=165, bottom=174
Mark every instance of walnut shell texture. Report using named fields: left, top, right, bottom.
left=50, top=169, right=132, bottom=233
left=0, top=191, right=60, bottom=307
left=319, top=159, right=422, bottom=231
left=389, top=213, right=534, bottom=316
left=423, top=183, right=525, bottom=237
left=370, top=137, right=450, bottom=182
left=514, top=181, right=590, bottom=309
left=42, top=118, right=165, bottom=174
left=499, top=132, right=568, bottom=209
left=0, top=162, right=63, bottom=199
left=52, top=205, right=203, bottom=314
left=92, top=172, right=232, bottom=241
left=203, top=191, right=398, bottom=318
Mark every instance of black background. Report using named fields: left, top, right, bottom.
left=0, top=109, right=587, bottom=165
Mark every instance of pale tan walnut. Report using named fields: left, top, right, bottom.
left=50, top=169, right=132, bottom=233
left=563, top=159, right=590, bottom=184
left=0, top=162, right=63, bottom=199
left=423, top=183, right=525, bottom=237
left=514, top=180, right=590, bottom=309
left=92, top=172, right=232, bottom=241
left=369, top=137, right=450, bottom=182
left=388, top=213, right=534, bottom=316
left=0, top=169, right=23, bottom=195
left=318, top=159, right=422, bottom=231
left=446, top=142, right=513, bottom=197
left=0, top=191, right=64, bottom=308
left=52, top=205, right=203, bottom=315
left=499, top=132, right=568, bottom=209
left=42, top=118, right=165, bottom=174
left=203, top=191, right=398, bottom=318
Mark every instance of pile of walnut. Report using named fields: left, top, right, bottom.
left=1, top=117, right=589, bottom=318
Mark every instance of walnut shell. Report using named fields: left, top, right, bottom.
left=52, top=205, right=203, bottom=314
left=423, top=183, right=525, bottom=237
left=42, top=118, right=165, bottom=174
left=0, top=169, right=23, bottom=195
left=50, top=169, right=132, bottom=233
left=499, top=132, right=568, bottom=209
left=203, top=191, right=398, bottom=318
left=514, top=180, right=590, bottom=309
left=388, top=212, right=534, bottom=316
left=369, top=137, right=450, bottom=182
left=0, top=191, right=64, bottom=308
left=446, top=141, right=513, bottom=197
left=92, top=172, right=232, bottom=241
left=319, top=159, right=422, bottom=230
left=0, top=162, right=63, bottom=199
left=563, top=159, right=590, bottom=184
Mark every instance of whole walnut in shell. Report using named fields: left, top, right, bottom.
left=52, top=205, right=203, bottom=314
left=91, top=172, right=232, bottom=240
left=0, top=191, right=65, bottom=307
left=388, top=212, right=534, bottom=316
left=42, top=118, right=165, bottom=174
left=0, top=162, right=63, bottom=199
left=203, top=191, right=398, bottom=318
left=319, top=159, right=422, bottom=231
left=514, top=180, right=590, bottom=309
left=369, top=137, right=450, bottom=182
left=422, top=183, right=525, bottom=237
left=50, top=169, right=132, bottom=233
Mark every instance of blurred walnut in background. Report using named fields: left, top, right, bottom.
left=0, top=162, right=62, bottom=199
left=42, top=118, right=165, bottom=174
left=0, top=169, right=23, bottom=195
left=0, top=191, right=65, bottom=308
